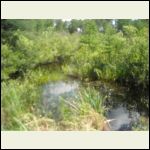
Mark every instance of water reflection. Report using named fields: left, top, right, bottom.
left=96, top=81, right=149, bottom=130
left=42, top=81, right=79, bottom=120
left=43, top=81, right=79, bottom=95
left=41, top=79, right=149, bottom=130
left=107, top=105, right=140, bottom=131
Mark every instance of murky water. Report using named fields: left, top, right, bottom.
left=94, top=81, right=149, bottom=131
left=106, top=106, right=140, bottom=130
left=42, top=80, right=79, bottom=120
left=41, top=79, right=149, bottom=130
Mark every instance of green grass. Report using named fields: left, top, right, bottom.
left=1, top=75, right=107, bottom=131
left=1, top=67, right=66, bottom=130
left=1, top=78, right=40, bottom=130
left=59, top=87, right=107, bottom=130
left=132, top=116, right=149, bottom=131
left=26, top=68, right=66, bottom=85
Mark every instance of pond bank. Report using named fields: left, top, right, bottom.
left=40, top=72, right=149, bottom=131
left=1, top=68, right=149, bottom=131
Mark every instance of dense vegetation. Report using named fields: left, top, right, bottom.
left=1, top=19, right=149, bottom=130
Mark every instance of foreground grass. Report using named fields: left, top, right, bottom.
left=1, top=78, right=39, bottom=130
left=132, top=116, right=149, bottom=131
left=1, top=67, right=65, bottom=130
left=58, top=88, right=107, bottom=130
left=1, top=69, right=149, bottom=131
left=1, top=68, right=108, bottom=131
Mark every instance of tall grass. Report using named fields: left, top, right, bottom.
left=59, top=87, right=107, bottom=130
left=1, top=67, right=62, bottom=130
left=2, top=74, right=107, bottom=131
left=1, top=79, right=39, bottom=130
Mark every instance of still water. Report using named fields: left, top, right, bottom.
left=41, top=79, right=149, bottom=131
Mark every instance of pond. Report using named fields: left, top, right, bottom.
left=41, top=78, right=149, bottom=131
left=41, top=80, right=80, bottom=120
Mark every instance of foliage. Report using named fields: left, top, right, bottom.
left=132, top=116, right=149, bottom=131
left=1, top=19, right=149, bottom=130
left=59, top=87, right=106, bottom=130
left=66, top=22, right=149, bottom=89
left=1, top=79, right=40, bottom=130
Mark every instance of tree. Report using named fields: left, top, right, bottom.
left=80, top=20, right=100, bottom=50
left=68, top=19, right=83, bottom=33
left=55, top=19, right=65, bottom=31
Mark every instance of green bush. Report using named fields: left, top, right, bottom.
left=1, top=79, right=40, bottom=130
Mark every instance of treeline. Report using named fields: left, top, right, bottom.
left=2, top=19, right=148, bottom=34
left=1, top=19, right=149, bottom=89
